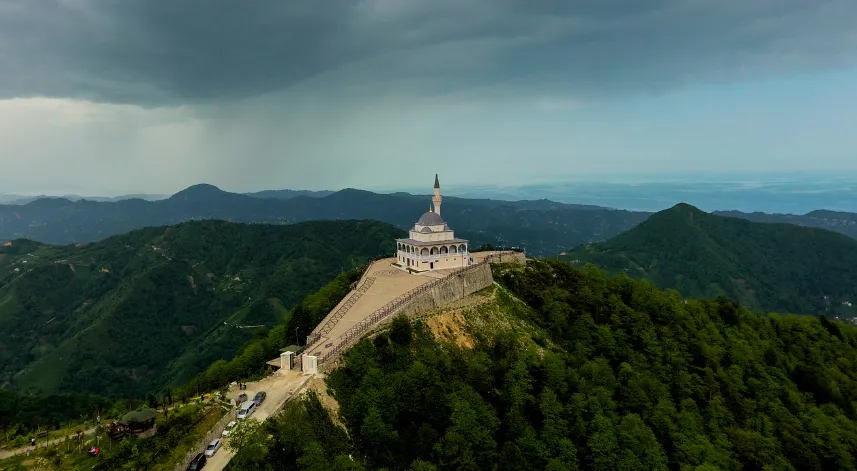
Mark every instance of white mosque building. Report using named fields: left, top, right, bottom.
left=396, top=175, right=472, bottom=272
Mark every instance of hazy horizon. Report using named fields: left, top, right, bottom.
left=3, top=170, right=855, bottom=215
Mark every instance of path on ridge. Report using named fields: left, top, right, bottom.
left=304, top=258, right=439, bottom=360
left=304, top=252, right=506, bottom=361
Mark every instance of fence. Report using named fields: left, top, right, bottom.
left=307, top=276, right=376, bottom=345
left=172, top=407, right=237, bottom=471
left=306, top=261, right=377, bottom=346
left=317, top=254, right=515, bottom=364
left=302, top=251, right=522, bottom=367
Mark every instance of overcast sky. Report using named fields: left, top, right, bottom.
left=1, top=0, right=856, bottom=196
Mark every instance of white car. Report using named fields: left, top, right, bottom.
left=221, top=421, right=237, bottom=437
left=204, top=438, right=221, bottom=457
left=237, top=400, right=256, bottom=420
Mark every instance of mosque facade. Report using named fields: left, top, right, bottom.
left=395, top=175, right=472, bottom=272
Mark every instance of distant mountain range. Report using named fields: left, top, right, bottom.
left=713, top=209, right=857, bottom=240
left=0, top=188, right=335, bottom=205
left=563, top=203, right=857, bottom=317
left=0, top=184, right=650, bottom=256
left=2, top=184, right=857, bottom=257
left=0, top=193, right=169, bottom=204
left=0, top=219, right=401, bottom=397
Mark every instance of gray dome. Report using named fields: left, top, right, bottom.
left=417, top=211, right=445, bottom=226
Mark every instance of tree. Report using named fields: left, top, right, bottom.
left=228, top=419, right=270, bottom=470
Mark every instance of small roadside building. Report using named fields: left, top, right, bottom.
left=107, top=409, right=157, bottom=439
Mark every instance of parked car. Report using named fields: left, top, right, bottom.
left=237, top=393, right=248, bottom=403
left=237, top=400, right=256, bottom=420
left=253, top=391, right=266, bottom=406
left=221, top=421, right=237, bottom=437
left=187, top=453, right=206, bottom=470
left=204, top=438, right=221, bottom=457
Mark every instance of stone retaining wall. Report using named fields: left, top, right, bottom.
left=318, top=251, right=524, bottom=371
left=173, top=407, right=236, bottom=471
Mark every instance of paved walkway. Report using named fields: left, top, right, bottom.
left=301, top=252, right=515, bottom=362
left=303, top=258, right=465, bottom=360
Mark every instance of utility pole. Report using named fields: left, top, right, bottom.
left=295, top=327, right=300, bottom=346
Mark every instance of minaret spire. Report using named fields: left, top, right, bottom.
left=432, top=174, right=442, bottom=216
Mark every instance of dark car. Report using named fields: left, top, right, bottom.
left=188, top=452, right=206, bottom=470
left=237, top=393, right=248, bottom=403
left=253, top=391, right=266, bottom=405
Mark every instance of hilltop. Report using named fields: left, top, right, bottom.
left=0, top=219, right=403, bottom=397
left=228, top=260, right=857, bottom=470
left=0, top=184, right=650, bottom=256
left=561, top=203, right=857, bottom=316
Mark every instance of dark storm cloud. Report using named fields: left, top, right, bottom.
left=1, top=0, right=855, bottom=105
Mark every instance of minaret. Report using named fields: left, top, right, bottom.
left=432, top=174, right=442, bottom=216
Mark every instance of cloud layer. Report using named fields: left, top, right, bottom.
left=1, top=1, right=857, bottom=197
left=3, top=0, right=857, bottom=105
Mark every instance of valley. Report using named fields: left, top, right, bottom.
left=0, top=219, right=403, bottom=398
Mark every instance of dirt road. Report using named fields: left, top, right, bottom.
left=203, top=370, right=314, bottom=470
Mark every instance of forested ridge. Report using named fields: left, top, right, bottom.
left=0, top=183, right=650, bottom=257
left=562, top=203, right=857, bottom=318
left=231, top=260, right=857, bottom=470
left=0, top=219, right=402, bottom=398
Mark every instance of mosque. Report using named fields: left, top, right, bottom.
left=396, top=175, right=472, bottom=272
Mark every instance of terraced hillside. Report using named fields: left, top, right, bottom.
left=0, top=219, right=403, bottom=397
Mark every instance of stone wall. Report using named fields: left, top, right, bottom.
left=317, top=251, right=525, bottom=371
left=318, top=264, right=490, bottom=371
left=481, top=251, right=526, bottom=265
left=173, top=407, right=236, bottom=471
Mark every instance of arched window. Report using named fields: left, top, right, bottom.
left=430, top=247, right=439, bottom=255
left=459, top=244, right=467, bottom=253
left=397, top=243, right=402, bottom=251
left=440, top=246, right=448, bottom=254
left=421, top=248, right=429, bottom=256
left=450, top=245, right=457, bottom=253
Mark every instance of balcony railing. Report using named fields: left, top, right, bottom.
left=397, top=251, right=468, bottom=260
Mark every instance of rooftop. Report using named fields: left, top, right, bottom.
left=417, top=211, right=445, bottom=226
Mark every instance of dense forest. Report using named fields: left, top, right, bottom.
left=0, top=219, right=402, bottom=398
left=231, top=260, right=857, bottom=470
left=173, top=266, right=363, bottom=400
left=562, top=203, right=857, bottom=317
left=0, top=265, right=365, bottom=461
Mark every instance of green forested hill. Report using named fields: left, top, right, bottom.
left=230, top=260, right=857, bottom=471
left=560, top=203, right=857, bottom=317
left=0, top=219, right=403, bottom=397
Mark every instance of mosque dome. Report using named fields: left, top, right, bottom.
left=417, top=211, right=445, bottom=226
